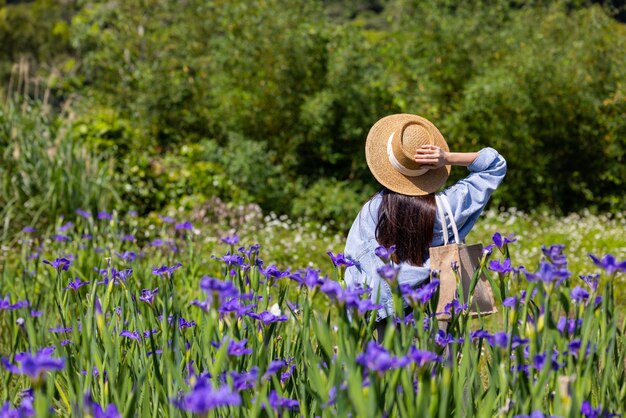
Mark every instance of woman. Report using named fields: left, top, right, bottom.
left=343, top=114, right=506, bottom=330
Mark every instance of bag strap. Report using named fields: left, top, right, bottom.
left=436, top=194, right=460, bottom=244
left=435, top=195, right=449, bottom=245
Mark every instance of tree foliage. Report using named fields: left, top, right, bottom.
left=1, top=0, right=625, bottom=232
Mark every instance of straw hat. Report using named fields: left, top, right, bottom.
left=365, top=114, right=451, bottom=196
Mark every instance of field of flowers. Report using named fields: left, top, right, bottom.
left=0, top=208, right=625, bottom=417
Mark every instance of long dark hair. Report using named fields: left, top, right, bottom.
left=375, top=189, right=437, bottom=266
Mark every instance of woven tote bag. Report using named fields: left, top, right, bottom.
left=429, top=195, right=497, bottom=319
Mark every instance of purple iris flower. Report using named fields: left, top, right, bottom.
left=492, top=232, right=516, bottom=249
left=320, top=280, right=343, bottom=301
left=470, top=329, right=492, bottom=341
left=377, top=264, right=400, bottom=281
left=374, top=245, right=396, bottom=261
left=22, top=226, right=37, bottom=233
left=588, top=253, right=626, bottom=276
left=120, top=234, right=135, bottom=242
left=58, top=221, right=74, bottom=232
left=119, top=330, right=140, bottom=340
left=571, top=286, right=590, bottom=303
left=42, top=257, right=72, bottom=271
left=152, top=263, right=182, bottom=277
left=567, top=339, right=582, bottom=357
left=502, top=296, right=519, bottom=308
left=0, top=294, right=29, bottom=311
left=401, top=280, right=440, bottom=305
left=178, top=317, right=196, bottom=331
left=115, top=251, right=137, bottom=262
left=214, top=252, right=245, bottom=268
left=65, top=278, right=90, bottom=291
left=221, top=235, right=240, bottom=245
left=139, top=288, right=158, bottom=305
left=2, top=347, right=65, bottom=381
left=444, top=299, right=467, bottom=314
left=579, top=274, right=600, bottom=292
left=142, top=329, right=158, bottom=338
left=248, top=311, right=287, bottom=324
left=53, top=234, right=70, bottom=242
left=200, top=277, right=239, bottom=299
left=580, top=400, right=619, bottom=418
left=174, top=381, right=241, bottom=414
left=354, top=299, right=383, bottom=314
left=541, top=244, right=568, bottom=268
left=407, top=347, right=441, bottom=367
left=491, top=332, right=509, bottom=348
left=435, top=330, right=464, bottom=347
left=231, top=367, right=259, bottom=391
left=327, top=252, right=356, bottom=268
left=228, top=339, right=252, bottom=356
left=159, top=215, right=175, bottom=224
left=356, top=341, right=406, bottom=373
left=0, top=398, right=34, bottom=417
left=524, top=261, right=571, bottom=285
left=488, top=258, right=513, bottom=274
left=263, top=360, right=286, bottom=379
left=289, top=268, right=325, bottom=289
left=175, top=221, right=193, bottom=231
left=48, top=325, right=74, bottom=333
left=97, top=211, right=112, bottom=220
left=215, top=298, right=256, bottom=317
left=261, top=265, right=290, bottom=280
left=76, top=209, right=92, bottom=219
left=150, top=239, right=163, bottom=247
left=267, top=390, right=299, bottom=412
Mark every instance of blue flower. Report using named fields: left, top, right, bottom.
left=173, top=382, right=240, bottom=414
left=248, top=311, right=287, bottom=324
left=376, top=264, right=400, bottom=281
left=327, top=252, right=356, bottom=268
left=152, top=263, right=182, bottom=277
left=175, top=221, right=193, bottom=231
left=289, top=268, right=324, bottom=289
left=42, top=257, right=72, bottom=271
left=492, top=232, right=516, bottom=249
left=97, top=211, right=112, bottom=220
left=65, top=278, right=90, bottom=292
left=571, top=286, right=590, bottom=303
left=488, top=258, right=513, bottom=274
left=75, top=209, right=92, bottom=219
left=267, top=390, right=299, bottom=412
left=227, top=339, right=252, bottom=356
left=221, top=235, right=240, bottom=245
left=374, top=245, right=396, bottom=261
left=138, top=288, right=158, bottom=305
left=401, top=280, right=440, bottom=305
left=2, top=347, right=65, bottom=381
left=541, top=244, right=567, bottom=268
left=579, top=274, right=600, bottom=292
left=588, top=253, right=626, bottom=276
left=524, top=261, right=571, bottom=285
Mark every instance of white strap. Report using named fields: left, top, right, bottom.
left=439, top=194, right=460, bottom=243
left=436, top=194, right=460, bottom=244
left=435, top=195, right=449, bottom=245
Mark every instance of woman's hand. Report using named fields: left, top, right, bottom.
left=414, top=145, right=448, bottom=169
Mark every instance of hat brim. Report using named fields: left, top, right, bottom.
left=365, top=114, right=451, bottom=196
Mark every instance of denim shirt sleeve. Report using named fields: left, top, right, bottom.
left=432, top=147, right=507, bottom=245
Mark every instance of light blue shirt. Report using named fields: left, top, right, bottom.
left=343, top=147, right=507, bottom=320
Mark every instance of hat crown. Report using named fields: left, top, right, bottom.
left=401, top=123, right=433, bottom=153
